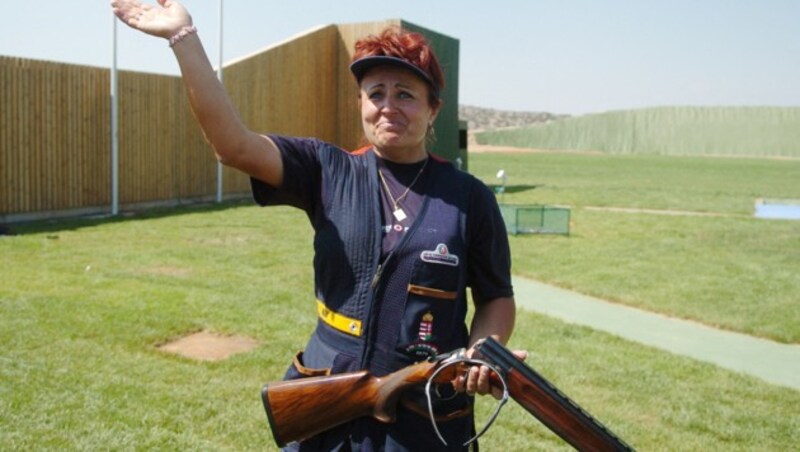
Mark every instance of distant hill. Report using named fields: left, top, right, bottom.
left=458, top=105, right=569, bottom=132
left=472, top=106, right=800, bottom=158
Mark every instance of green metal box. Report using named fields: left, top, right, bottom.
left=499, top=204, right=570, bottom=235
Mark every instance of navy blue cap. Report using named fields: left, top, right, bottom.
left=349, top=55, right=439, bottom=97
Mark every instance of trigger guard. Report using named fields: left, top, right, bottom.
left=433, top=382, right=458, bottom=401
left=425, top=357, right=509, bottom=447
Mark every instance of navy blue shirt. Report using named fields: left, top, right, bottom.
left=252, top=135, right=513, bottom=304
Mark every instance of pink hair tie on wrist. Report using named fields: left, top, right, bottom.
left=168, top=25, right=197, bottom=47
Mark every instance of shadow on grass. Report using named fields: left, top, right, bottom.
left=486, top=184, right=543, bottom=194
left=5, top=198, right=255, bottom=235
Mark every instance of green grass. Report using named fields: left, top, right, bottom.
left=472, top=152, right=800, bottom=214
left=478, top=311, right=800, bottom=451
left=475, top=106, right=800, bottom=158
left=471, top=152, right=800, bottom=342
left=2, top=151, right=800, bottom=449
left=1, top=204, right=314, bottom=449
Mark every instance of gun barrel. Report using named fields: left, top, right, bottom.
left=478, top=337, right=634, bottom=452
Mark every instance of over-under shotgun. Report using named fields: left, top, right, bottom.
left=261, top=337, right=634, bottom=451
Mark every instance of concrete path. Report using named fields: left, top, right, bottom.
left=512, top=276, right=800, bottom=391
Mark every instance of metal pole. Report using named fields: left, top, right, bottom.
left=111, top=14, right=119, bottom=215
left=215, top=0, right=224, bottom=203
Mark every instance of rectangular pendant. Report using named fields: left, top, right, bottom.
left=393, top=208, right=407, bottom=222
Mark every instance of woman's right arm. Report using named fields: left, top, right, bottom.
left=111, top=0, right=283, bottom=187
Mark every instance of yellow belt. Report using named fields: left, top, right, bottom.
left=316, top=299, right=362, bottom=337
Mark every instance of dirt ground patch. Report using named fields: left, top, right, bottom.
left=158, top=330, right=259, bottom=361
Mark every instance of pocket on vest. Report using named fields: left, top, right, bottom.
left=286, top=351, right=331, bottom=378
left=409, top=258, right=460, bottom=294
left=397, top=260, right=465, bottom=359
left=284, top=335, right=358, bottom=380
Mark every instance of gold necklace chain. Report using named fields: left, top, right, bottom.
left=378, top=157, right=429, bottom=219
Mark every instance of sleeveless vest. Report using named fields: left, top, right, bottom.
left=277, top=145, right=478, bottom=450
left=294, top=146, right=473, bottom=379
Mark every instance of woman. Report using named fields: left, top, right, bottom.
left=112, top=1, right=521, bottom=449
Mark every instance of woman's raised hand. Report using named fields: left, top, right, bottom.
left=111, top=0, right=192, bottom=40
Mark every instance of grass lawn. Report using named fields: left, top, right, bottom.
left=471, top=152, right=800, bottom=343
left=2, top=151, right=799, bottom=449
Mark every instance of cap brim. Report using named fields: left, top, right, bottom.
left=349, top=55, right=436, bottom=89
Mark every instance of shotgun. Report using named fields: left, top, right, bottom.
left=474, top=337, right=634, bottom=451
left=261, top=337, right=634, bottom=451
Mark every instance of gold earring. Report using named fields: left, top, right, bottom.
left=426, top=123, right=437, bottom=146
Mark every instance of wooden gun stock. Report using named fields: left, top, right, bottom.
left=261, top=355, right=461, bottom=447
left=477, top=337, right=634, bottom=451
left=261, top=340, right=635, bottom=450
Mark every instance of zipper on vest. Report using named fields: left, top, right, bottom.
left=361, top=152, right=432, bottom=370
left=370, top=263, right=383, bottom=289
left=362, top=195, right=430, bottom=369
left=369, top=240, right=401, bottom=290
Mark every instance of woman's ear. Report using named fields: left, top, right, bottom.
left=429, top=98, right=443, bottom=124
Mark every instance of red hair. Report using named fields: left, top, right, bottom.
left=352, top=27, right=445, bottom=107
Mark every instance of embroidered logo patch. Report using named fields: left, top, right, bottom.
left=418, top=312, right=433, bottom=341
left=404, top=342, right=439, bottom=359
left=420, top=243, right=459, bottom=267
left=403, top=311, right=439, bottom=359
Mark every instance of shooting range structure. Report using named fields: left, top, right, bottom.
left=1, top=20, right=460, bottom=223
left=499, top=204, right=571, bottom=236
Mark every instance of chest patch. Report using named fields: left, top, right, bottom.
left=420, top=243, right=459, bottom=267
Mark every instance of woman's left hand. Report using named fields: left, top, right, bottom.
left=453, top=344, right=528, bottom=399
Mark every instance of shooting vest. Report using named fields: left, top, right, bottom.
left=291, top=146, right=473, bottom=379
left=259, top=143, right=479, bottom=450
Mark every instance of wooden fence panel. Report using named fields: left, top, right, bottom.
left=0, top=57, right=110, bottom=217
left=121, top=70, right=225, bottom=205
left=225, top=25, right=340, bottom=141
left=224, top=24, right=344, bottom=194
left=1, top=19, right=459, bottom=221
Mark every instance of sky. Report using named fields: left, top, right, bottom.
left=1, top=0, right=798, bottom=115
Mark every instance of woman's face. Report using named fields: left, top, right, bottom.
left=359, top=65, right=440, bottom=161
